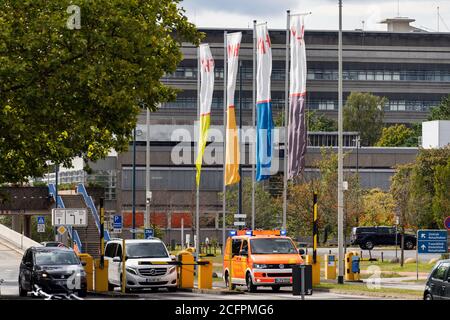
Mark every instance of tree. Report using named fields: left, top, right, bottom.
left=0, top=0, right=202, bottom=184
left=273, top=110, right=336, bottom=131
left=344, top=92, right=387, bottom=146
left=428, top=95, right=450, bottom=120
left=222, top=178, right=281, bottom=229
left=432, top=159, right=450, bottom=227
left=360, top=189, right=396, bottom=226
left=376, top=124, right=416, bottom=147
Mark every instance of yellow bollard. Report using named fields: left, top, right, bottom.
left=324, top=254, right=337, bottom=280
left=305, top=254, right=321, bottom=285
left=78, top=253, right=94, bottom=291
left=345, top=251, right=361, bottom=281
left=198, top=259, right=212, bottom=289
left=94, top=259, right=109, bottom=292
left=177, top=250, right=194, bottom=289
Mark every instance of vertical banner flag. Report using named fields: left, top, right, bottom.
left=195, top=44, right=215, bottom=186
left=225, top=32, right=242, bottom=186
left=256, top=23, right=274, bottom=181
left=288, top=15, right=307, bottom=179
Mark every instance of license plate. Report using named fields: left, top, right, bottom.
left=275, top=278, right=290, bottom=284
left=145, top=278, right=161, bottom=283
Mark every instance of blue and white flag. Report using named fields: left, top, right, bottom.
left=255, top=23, right=273, bottom=181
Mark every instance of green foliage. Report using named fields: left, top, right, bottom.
left=391, top=147, right=450, bottom=229
left=273, top=110, right=336, bottom=131
left=360, top=189, right=395, bottom=226
left=222, top=178, right=281, bottom=229
left=428, top=95, right=450, bottom=120
left=344, top=92, right=387, bottom=146
left=0, top=0, right=202, bottom=184
left=376, top=124, right=416, bottom=147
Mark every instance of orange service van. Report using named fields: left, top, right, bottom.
left=223, top=230, right=304, bottom=292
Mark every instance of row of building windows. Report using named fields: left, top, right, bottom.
left=162, top=97, right=439, bottom=112
left=165, top=67, right=450, bottom=83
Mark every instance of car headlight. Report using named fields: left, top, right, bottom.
left=77, top=270, right=86, bottom=277
left=253, top=264, right=268, bottom=269
left=40, top=272, right=49, bottom=278
left=126, top=267, right=138, bottom=275
left=168, top=266, right=177, bottom=274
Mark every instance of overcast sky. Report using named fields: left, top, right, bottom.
left=180, top=0, right=450, bottom=32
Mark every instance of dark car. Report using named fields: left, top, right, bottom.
left=40, top=242, right=66, bottom=248
left=18, top=247, right=87, bottom=297
left=350, top=226, right=416, bottom=250
left=424, top=260, right=450, bottom=300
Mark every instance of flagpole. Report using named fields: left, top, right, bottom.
left=251, top=20, right=257, bottom=230
left=283, top=10, right=290, bottom=231
left=196, top=46, right=201, bottom=260
left=222, top=31, right=227, bottom=253
left=337, top=0, right=345, bottom=284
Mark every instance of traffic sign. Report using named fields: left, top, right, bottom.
left=233, top=221, right=245, bottom=226
left=57, top=226, right=67, bottom=235
left=52, top=208, right=87, bottom=226
left=113, top=215, right=122, bottom=229
left=445, top=216, right=450, bottom=230
left=417, top=230, right=448, bottom=254
left=234, top=214, right=247, bottom=219
left=144, top=228, right=154, bottom=239
left=37, top=224, right=45, bottom=233
left=37, top=216, right=45, bottom=225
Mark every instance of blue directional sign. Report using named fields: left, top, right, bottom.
left=113, top=215, right=122, bottom=229
left=37, top=216, right=45, bottom=225
left=144, top=228, right=154, bottom=239
left=417, top=230, right=448, bottom=254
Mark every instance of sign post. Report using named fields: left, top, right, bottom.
left=416, top=230, right=448, bottom=280
left=37, top=216, right=45, bottom=233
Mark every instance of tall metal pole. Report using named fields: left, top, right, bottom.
left=251, top=20, right=257, bottom=230
left=238, top=60, right=243, bottom=227
left=283, top=10, right=290, bottom=231
left=145, top=106, right=151, bottom=229
left=337, top=0, right=345, bottom=284
left=132, top=128, right=137, bottom=239
left=195, top=46, right=200, bottom=260
left=222, top=31, right=227, bottom=253
left=55, top=164, right=59, bottom=241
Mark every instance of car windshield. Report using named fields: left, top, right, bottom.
left=250, top=238, right=297, bottom=254
left=126, top=242, right=169, bottom=259
left=35, top=250, right=79, bottom=266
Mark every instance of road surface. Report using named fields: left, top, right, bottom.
left=0, top=241, right=21, bottom=296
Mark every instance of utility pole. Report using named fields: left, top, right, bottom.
left=132, top=128, right=136, bottom=239
left=337, top=0, right=345, bottom=285
left=145, top=106, right=151, bottom=229
left=238, top=61, right=243, bottom=228
left=283, top=10, right=290, bottom=231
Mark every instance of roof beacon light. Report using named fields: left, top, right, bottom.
left=280, top=229, right=287, bottom=236
left=245, top=230, right=253, bottom=236
left=229, top=230, right=237, bottom=236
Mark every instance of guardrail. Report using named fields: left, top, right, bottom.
left=76, top=183, right=110, bottom=241
left=47, top=184, right=83, bottom=252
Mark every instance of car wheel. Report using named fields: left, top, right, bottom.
left=246, top=273, right=257, bottom=293
left=271, top=285, right=281, bottom=292
left=424, top=292, right=433, bottom=300
left=18, top=278, right=28, bottom=297
left=77, top=289, right=87, bottom=298
left=405, top=240, right=414, bottom=250
left=108, top=282, right=115, bottom=291
left=167, top=287, right=177, bottom=292
left=364, top=240, right=374, bottom=250
left=359, top=244, right=367, bottom=250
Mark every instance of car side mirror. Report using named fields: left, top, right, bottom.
left=170, top=255, right=176, bottom=261
left=113, top=256, right=122, bottom=263
left=298, top=249, right=305, bottom=255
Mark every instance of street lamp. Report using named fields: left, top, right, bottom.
left=337, top=0, right=345, bottom=284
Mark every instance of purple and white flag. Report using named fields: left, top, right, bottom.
left=288, top=15, right=307, bottom=179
